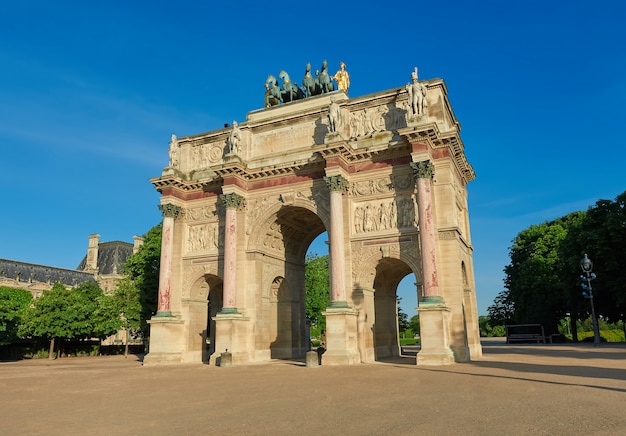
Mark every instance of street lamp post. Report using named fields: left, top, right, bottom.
left=580, top=253, right=600, bottom=346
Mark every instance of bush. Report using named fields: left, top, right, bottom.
left=577, top=330, right=625, bottom=343
left=400, top=338, right=419, bottom=346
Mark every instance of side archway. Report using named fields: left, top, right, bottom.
left=183, top=273, right=223, bottom=363
left=351, top=248, right=420, bottom=363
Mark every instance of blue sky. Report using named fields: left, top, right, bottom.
left=1, top=1, right=625, bottom=316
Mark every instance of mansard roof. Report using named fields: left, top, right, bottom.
left=76, top=240, right=133, bottom=275
left=0, top=258, right=95, bottom=287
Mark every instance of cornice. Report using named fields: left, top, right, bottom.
left=398, top=123, right=475, bottom=184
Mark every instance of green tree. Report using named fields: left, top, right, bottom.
left=487, top=290, right=515, bottom=325
left=123, top=223, right=162, bottom=335
left=408, top=314, right=420, bottom=336
left=112, top=276, right=142, bottom=356
left=19, top=281, right=104, bottom=359
left=397, top=297, right=409, bottom=331
left=567, top=195, right=626, bottom=321
left=91, top=293, right=122, bottom=341
left=305, top=254, right=330, bottom=334
left=494, top=190, right=626, bottom=339
left=0, top=286, right=32, bottom=346
left=503, top=213, right=581, bottom=334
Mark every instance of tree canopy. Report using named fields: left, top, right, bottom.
left=19, top=281, right=105, bottom=358
left=490, top=190, right=626, bottom=334
left=122, top=223, right=162, bottom=334
left=305, top=254, right=330, bottom=331
left=0, top=286, right=32, bottom=346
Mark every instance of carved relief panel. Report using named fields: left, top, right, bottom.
left=347, top=102, right=410, bottom=138
left=184, top=203, right=221, bottom=255
left=352, top=196, right=417, bottom=236
left=187, top=222, right=220, bottom=253
left=190, top=140, right=226, bottom=171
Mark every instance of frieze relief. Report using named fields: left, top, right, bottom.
left=352, top=197, right=417, bottom=235
left=262, top=222, right=286, bottom=255
left=348, top=101, right=409, bottom=138
left=187, top=222, right=221, bottom=254
left=349, top=174, right=414, bottom=197
left=191, top=140, right=226, bottom=171
left=246, top=196, right=271, bottom=235
left=183, top=204, right=218, bottom=223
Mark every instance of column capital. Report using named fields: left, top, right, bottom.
left=410, top=160, right=435, bottom=180
left=158, top=203, right=182, bottom=219
left=220, top=192, right=245, bottom=209
left=324, top=175, right=349, bottom=193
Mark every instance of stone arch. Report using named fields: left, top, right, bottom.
left=248, top=203, right=326, bottom=361
left=352, top=244, right=422, bottom=292
left=351, top=246, right=421, bottom=363
left=184, top=272, right=223, bottom=363
left=247, top=194, right=329, bottom=257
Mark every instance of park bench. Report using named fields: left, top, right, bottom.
left=505, top=324, right=546, bottom=344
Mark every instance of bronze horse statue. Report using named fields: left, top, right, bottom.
left=302, top=61, right=334, bottom=96
left=265, top=60, right=336, bottom=107
left=279, top=70, right=305, bottom=102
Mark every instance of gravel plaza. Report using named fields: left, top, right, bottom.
left=2, top=339, right=625, bottom=435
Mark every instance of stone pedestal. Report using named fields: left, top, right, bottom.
left=416, top=303, right=455, bottom=366
left=210, top=312, right=249, bottom=366
left=143, top=316, right=185, bottom=366
left=219, top=350, right=233, bottom=367
left=306, top=350, right=319, bottom=367
left=322, top=307, right=360, bottom=365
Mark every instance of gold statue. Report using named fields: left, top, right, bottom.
left=332, top=62, right=350, bottom=94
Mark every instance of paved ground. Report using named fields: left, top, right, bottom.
left=2, top=339, right=626, bottom=435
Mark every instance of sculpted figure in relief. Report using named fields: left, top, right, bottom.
left=353, top=199, right=412, bottom=234
left=168, top=134, right=179, bottom=168
left=328, top=98, right=341, bottom=133
left=406, top=67, right=427, bottom=118
left=188, top=223, right=219, bottom=252
left=226, top=121, right=242, bottom=155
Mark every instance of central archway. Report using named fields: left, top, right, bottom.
left=252, top=204, right=327, bottom=361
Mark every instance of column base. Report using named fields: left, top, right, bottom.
left=321, top=307, right=360, bottom=365
left=143, top=315, right=185, bottom=366
left=416, top=304, right=455, bottom=366
left=419, top=295, right=446, bottom=306
left=219, top=307, right=240, bottom=315
left=210, top=312, right=250, bottom=366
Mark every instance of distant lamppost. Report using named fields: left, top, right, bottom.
left=580, top=253, right=600, bottom=346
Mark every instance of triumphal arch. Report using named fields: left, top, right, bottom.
left=144, top=63, right=482, bottom=366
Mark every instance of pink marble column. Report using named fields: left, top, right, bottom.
left=156, top=203, right=182, bottom=317
left=219, top=192, right=245, bottom=314
left=411, top=161, right=443, bottom=304
left=324, top=175, right=349, bottom=307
